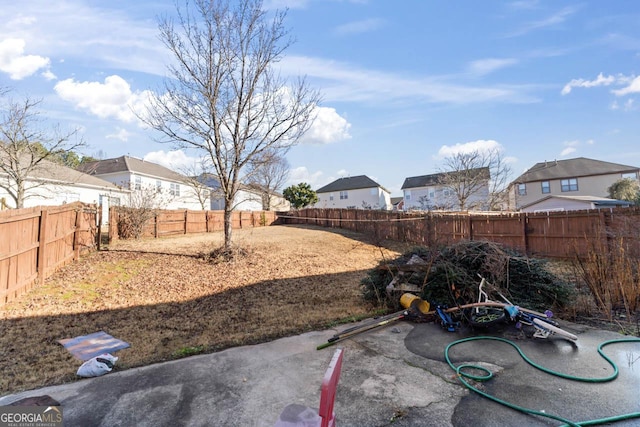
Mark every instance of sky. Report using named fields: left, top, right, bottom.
left=2, top=0, right=640, bottom=197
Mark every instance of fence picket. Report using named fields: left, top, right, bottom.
left=0, top=202, right=97, bottom=306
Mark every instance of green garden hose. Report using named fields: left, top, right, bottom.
left=444, top=336, right=640, bottom=427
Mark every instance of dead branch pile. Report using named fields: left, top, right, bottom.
left=362, top=241, right=575, bottom=312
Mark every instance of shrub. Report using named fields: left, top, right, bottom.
left=116, top=207, right=155, bottom=239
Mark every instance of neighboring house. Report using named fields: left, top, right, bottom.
left=314, top=175, right=392, bottom=210
left=244, top=183, right=291, bottom=211
left=390, top=196, right=404, bottom=211
left=401, top=168, right=490, bottom=211
left=0, top=156, right=129, bottom=223
left=509, top=157, right=640, bottom=210
left=200, top=174, right=290, bottom=211
left=78, top=156, right=205, bottom=210
left=520, top=195, right=633, bottom=213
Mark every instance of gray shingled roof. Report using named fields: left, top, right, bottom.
left=1, top=153, right=123, bottom=190
left=316, top=175, right=388, bottom=193
left=401, top=168, right=490, bottom=190
left=513, top=157, right=639, bottom=183
left=78, top=156, right=186, bottom=182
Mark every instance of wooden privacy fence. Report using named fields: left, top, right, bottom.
left=279, top=207, right=640, bottom=259
left=108, top=208, right=277, bottom=240
left=0, top=202, right=98, bottom=306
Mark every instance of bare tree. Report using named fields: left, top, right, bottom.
left=0, top=95, right=84, bottom=208
left=179, top=158, right=214, bottom=210
left=144, top=0, right=320, bottom=250
left=437, top=148, right=511, bottom=211
left=245, top=148, right=290, bottom=210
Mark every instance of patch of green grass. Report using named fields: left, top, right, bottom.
left=173, top=345, right=205, bottom=358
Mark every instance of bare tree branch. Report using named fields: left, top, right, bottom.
left=437, top=148, right=512, bottom=211
left=245, top=147, right=289, bottom=210
left=0, top=95, right=85, bottom=208
left=143, top=0, right=320, bottom=249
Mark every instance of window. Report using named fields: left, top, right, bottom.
left=329, top=193, right=334, bottom=201
left=170, top=183, right=181, bottom=196
left=404, top=191, right=411, bottom=201
left=156, top=180, right=162, bottom=191
left=443, top=189, right=451, bottom=197
left=339, top=191, right=348, bottom=200
left=541, top=181, right=550, bottom=194
left=518, top=183, right=526, bottom=196
left=429, top=191, right=435, bottom=198
left=134, top=176, right=142, bottom=190
left=561, top=178, right=578, bottom=192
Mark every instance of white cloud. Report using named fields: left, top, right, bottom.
left=561, top=73, right=617, bottom=95
left=54, top=75, right=153, bottom=123
left=436, top=140, right=504, bottom=158
left=106, top=128, right=131, bottom=142
left=143, top=150, right=200, bottom=172
left=468, top=58, right=518, bottom=76
left=41, top=69, right=56, bottom=80
left=612, top=76, right=640, bottom=96
left=281, top=56, right=538, bottom=105
left=508, top=6, right=578, bottom=37
left=287, top=166, right=325, bottom=189
left=0, top=38, right=50, bottom=80
left=300, top=106, right=351, bottom=145
left=0, top=1, right=169, bottom=77
left=336, top=169, right=348, bottom=177
left=333, top=18, right=384, bottom=36
left=559, top=139, right=592, bottom=157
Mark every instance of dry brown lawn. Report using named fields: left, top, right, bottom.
left=0, top=225, right=408, bottom=395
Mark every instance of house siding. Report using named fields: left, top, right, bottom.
left=96, top=171, right=205, bottom=211
left=0, top=181, right=128, bottom=209
left=403, top=185, right=489, bottom=211
left=316, top=187, right=391, bottom=209
left=210, top=189, right=263, bottom=211
left=512, top=172, right=638, bottom=209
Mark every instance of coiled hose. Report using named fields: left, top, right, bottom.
left=445, top=336, right=640, bottom=427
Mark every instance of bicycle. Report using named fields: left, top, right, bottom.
left=468, top=277, right=577, bottom=341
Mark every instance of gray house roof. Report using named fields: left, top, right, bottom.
left=513, top=157, right=639, bottom=183
left=1, top=153, right=123, bottom=190
left=401, top=167, right=490, bottom=190
left=316, top=175, right=389, bottom=194
left=78, top=156, right=186, bottom=182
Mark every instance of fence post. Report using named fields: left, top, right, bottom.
left=521, top=212, right=528, bottom=255
left=184, top=210, right=188, bottom=234
left=468, top=215, right=473, bottom=241
left=97, top=206, right=102, bottom=251
left=37, top=209, right=48, bottom=284
left=154, top=213, right=159, bottom=238
left=73, top=207, right=82, bottom=260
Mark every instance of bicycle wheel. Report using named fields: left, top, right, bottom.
left=532, top=318, right=578, bottom=341
left=469, top=307, right=507, bottom=328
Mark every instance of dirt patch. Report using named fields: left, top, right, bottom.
left=0, top=225, right=407, bottom=395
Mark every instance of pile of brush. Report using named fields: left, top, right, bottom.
left=362, top=240, right=574, bottom=313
